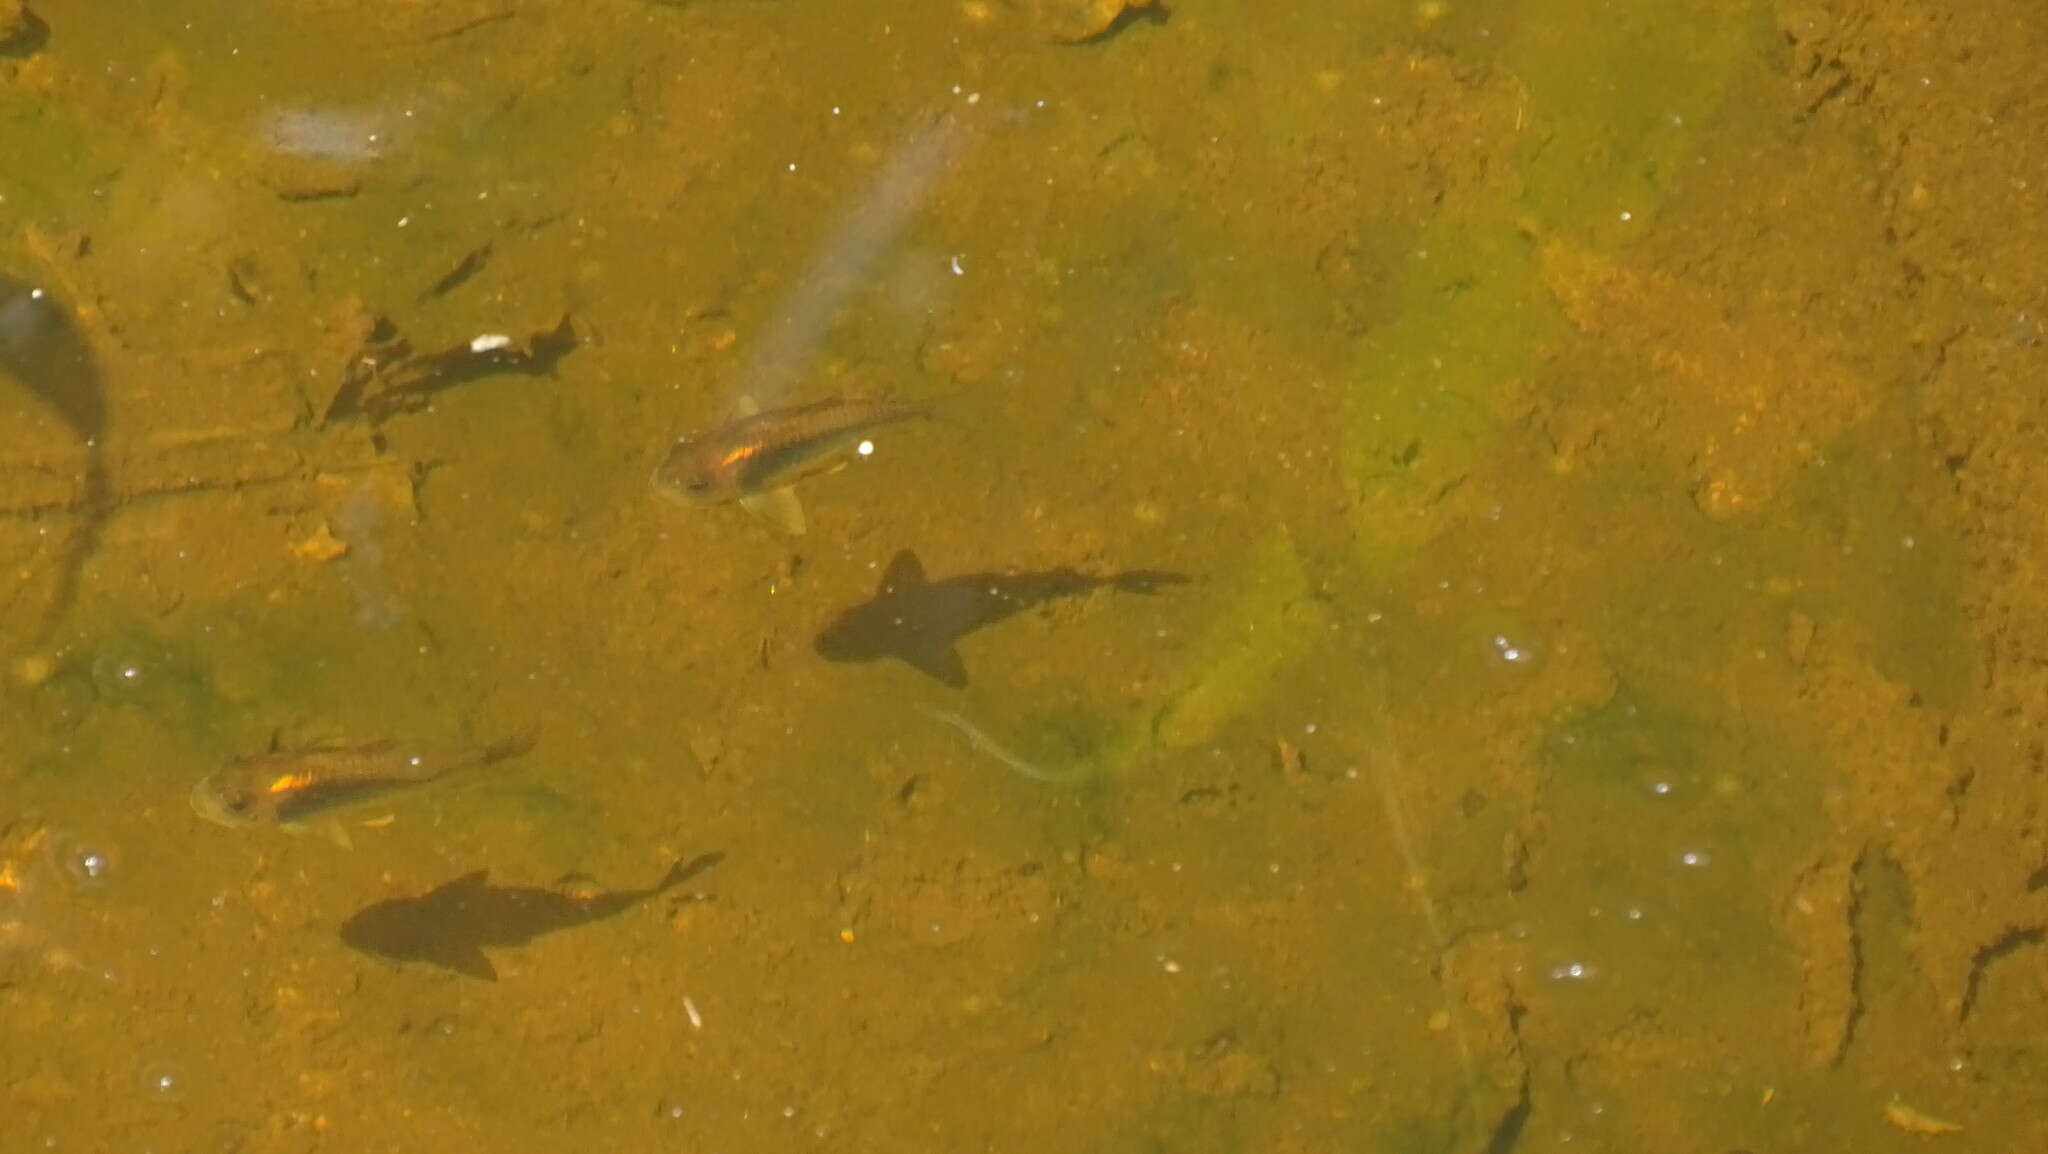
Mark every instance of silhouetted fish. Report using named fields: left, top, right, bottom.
left=340, top=853, right=721, bottom=980
left=0, top=273, right=106, bottom=632
left=815, top=549, right=1186, bottom=687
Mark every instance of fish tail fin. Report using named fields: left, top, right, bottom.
left=481, top=728, right=540, bottom=764
left=1113, top=569, right=1190, bottom=595
left=891, top=397, right=953, bottom=432
left=656, top=851, right=725, bottom=893
left=897, top=397, right=941, bottom=422
left=658, top=859, right=693, bottom=891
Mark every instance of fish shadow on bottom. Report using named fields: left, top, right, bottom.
left=814, top=549, right=1189, bottom=688
left=339, top=851, right=724, bottom=980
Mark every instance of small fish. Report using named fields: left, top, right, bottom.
left=189, top=733, right=533, bottom=840
left=816, top=549, right=1187, bottom=687
left=340, top=853, right=722, bottom=980
left=651, top=395, right=932, bottom=535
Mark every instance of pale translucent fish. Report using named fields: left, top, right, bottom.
left=652, top=395, right=931, bottom=534
left=190, top=733, right=534, bottom=834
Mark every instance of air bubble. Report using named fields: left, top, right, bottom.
left=1547, top=961, right=1597, bottom=982
left=88, top=649, right=155, bottom=697
left=140, top=1061, right=188, bottom=1103
left=49, top=832, right=119, bottom=889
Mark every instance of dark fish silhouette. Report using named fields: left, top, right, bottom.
left=321, top=313, right=578, bottom=425
left=0, top=273, right=106, bottom=633
left=340, top=852, right=721, bottom=980
left=815, top=549, right=1186, bottom=687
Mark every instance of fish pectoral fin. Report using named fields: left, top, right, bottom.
left=437, top=943, right=499, bottom=981
left=324, top=818, right=355, bottom=849
left=281, top=817, right=355, bottom=848
left=740, top=486, right=807, bottom=535
left=908, top=640, right=970, bottom=688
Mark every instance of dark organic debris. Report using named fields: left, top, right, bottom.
left=322, top=312, right=579, bottom=425
left=419, top=242, right=492, bottom=302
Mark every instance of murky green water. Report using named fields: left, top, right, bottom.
left=5, top=0, right=2046, bottom=1149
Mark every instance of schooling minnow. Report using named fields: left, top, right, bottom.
left=651, top=395, right=932, bottom=535
left=190, top=733, right=534, bottom=838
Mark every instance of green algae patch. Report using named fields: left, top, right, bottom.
left=929, top=527, right=1330, bottom=783
left=1149, top=529, right=1328, bottom=755
left=1344, top=200, right=1555, bottom=567
left=1345, top=1, right=1772, bottom=571
left=1504, top=1, right=1776, bottom=234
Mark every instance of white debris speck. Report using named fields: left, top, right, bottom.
left=683, top=996, right=703, bottom=1030
left=469, top=333, right=513, bottom=353
left=856, top=440, right=874, bottom=457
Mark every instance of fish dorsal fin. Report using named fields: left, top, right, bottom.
left=739, top=485, right=806, bottom=535
left=882, top=549, right=926, bottom=591
left=731, top=394, right=761, bottom=418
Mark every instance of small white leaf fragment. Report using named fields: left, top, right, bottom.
left=470, top=333, right=513, bottom=353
